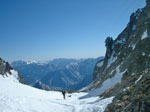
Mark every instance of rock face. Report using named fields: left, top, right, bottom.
left=0, top=58, right=5, bottom=75
left=92, top=1, right=150, bottom=112
left=0, top=58, right=13, bottom=75
left=0, top=57, right=24, bottom=83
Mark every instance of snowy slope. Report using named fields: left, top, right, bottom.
left=0, top=75, right=114, bottom=112
left=80, top=66, right=127, bottom=99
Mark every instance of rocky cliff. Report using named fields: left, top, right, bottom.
left=92, top=0, right=150, bottom=111
left=0, top=57, right=24, bottom=83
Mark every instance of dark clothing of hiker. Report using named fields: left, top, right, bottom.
left=62, top=90, right=66, bottom=99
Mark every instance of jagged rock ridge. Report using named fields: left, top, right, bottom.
left=91, top=0, right=150, bottom=111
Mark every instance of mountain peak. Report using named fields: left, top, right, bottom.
left=26, top=60, right=38, bottom=64
left=146, top=0, right=150, bottom=7
left=91, top=2, right=150, bottom=111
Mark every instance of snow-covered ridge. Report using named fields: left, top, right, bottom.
left=26, top=60, right=38, bottom=64
left=0, top=58, right=23, bottom=83
left=0, top=70, right=21, bottom=83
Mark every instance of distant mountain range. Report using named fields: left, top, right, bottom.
left=11, top=57, right=104, bottom=90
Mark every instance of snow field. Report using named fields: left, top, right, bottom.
left=0, top=75, right=114, bottom=112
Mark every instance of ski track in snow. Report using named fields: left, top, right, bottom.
left=0, top=76, right=114, bottom=112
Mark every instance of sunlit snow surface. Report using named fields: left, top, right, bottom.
left=80, top=65, right=126, bottom=99
left=0, top=75, right=114, bottom=112
left=141, top=30, right=148, bottom=40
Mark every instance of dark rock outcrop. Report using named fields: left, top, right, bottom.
left=105, top=37, right=114, bottom=59
left=5, top=62, right=13, bottom=73
left=0, top=57, right=24, bottom=83
left=0, top=58, right=5, bottom=75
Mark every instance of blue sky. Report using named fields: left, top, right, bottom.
left=0, top=0, right=145, bottom=62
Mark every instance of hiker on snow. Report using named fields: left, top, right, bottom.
left=62, top=90, right=66, bottom=100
